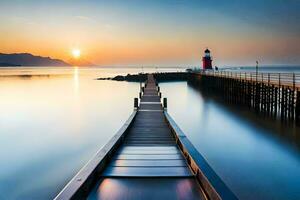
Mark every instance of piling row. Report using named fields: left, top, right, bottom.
left=189, top=73, right=300, bottom=124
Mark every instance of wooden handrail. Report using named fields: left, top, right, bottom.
left=197, top=71, right=300, bottom=88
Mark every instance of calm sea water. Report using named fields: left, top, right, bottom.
left=0, top=67, right=182, bottom=200
left=1, top=66, right=300, bottom=200
left=160, top=82, right=300, bottom=200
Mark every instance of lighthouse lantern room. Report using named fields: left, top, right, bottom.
left=202, top=48, right=213, bottom=70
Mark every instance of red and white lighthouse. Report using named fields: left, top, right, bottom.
left=202, top=48, right=212, bottom=70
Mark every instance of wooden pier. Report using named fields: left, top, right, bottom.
left=55, top=74, right=237, bottom=200
left=189, top=71, right=300, bottom=124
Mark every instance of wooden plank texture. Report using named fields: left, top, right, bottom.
left=88, top=178, right=206, bottom=200
left=102, top=166, right=193, bottom=177
left=87, top=74, right=206, bottom=200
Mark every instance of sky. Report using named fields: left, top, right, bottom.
left=0, top=0, right=299, bottom=67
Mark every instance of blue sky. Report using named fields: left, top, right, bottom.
left=0, top=0, right=299, bottom=66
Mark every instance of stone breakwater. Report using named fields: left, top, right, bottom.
left=97, top=72, right=189, bottom=82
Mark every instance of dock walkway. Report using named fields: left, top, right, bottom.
left=87, top=74, right=206, bottom=199
left=55, top=74, right=237, bottom=200
left=199, top=70, right=300, bottom=89
left=192, top=71, right=300, bottom=123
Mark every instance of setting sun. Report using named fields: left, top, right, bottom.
left=72, top=49, right=81, bottom=59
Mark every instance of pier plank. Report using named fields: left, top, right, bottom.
left=70, top=74, right=207, bottom=200
left=87, top=74, right=206, bottom=198
left=109, top=159, right=187, bottom=167
left=56, top=73, right=238, bottom=200
left=88, top=178, right=206, bottom=200
left=102, top=166, right=193, bottom=177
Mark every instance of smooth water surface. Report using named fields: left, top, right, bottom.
left=1, top=67, right=300, bottom=200
left=160, top=81, right=300, bottom=200
left=0, top=67, right=183, bottom=200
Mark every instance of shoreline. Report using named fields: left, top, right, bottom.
left=96, top=72, right=189, bottom=82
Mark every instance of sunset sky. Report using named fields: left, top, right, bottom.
left=0, top=0, right=299, bottom=67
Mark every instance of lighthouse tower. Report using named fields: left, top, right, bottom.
left=202, top=48, right=212, bottom=70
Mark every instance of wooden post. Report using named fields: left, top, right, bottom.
left=134, top=98, right=138, bottom=109
left=274, top=87, right=278, bottom=117
left=163, top=98, right=167, bottom=109
left=293, top=73, right=295, bottom=90
left=140, top=81, right=142, bottom=91
left=190, top=71, right=299, bottom=124
left=270, top=85, right=274, bottom=115
left=291, top=90, right=295, bottom=120
left=296, top=90, right=300, bottom=124
left=281, top=87, right=285, bottom=120
left=256, top=60, right=259, bottom=81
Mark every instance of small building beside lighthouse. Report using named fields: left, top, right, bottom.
left=202, top=48, right=212, bottom=70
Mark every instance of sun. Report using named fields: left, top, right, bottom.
left=72, top=49, right=81, bottom=59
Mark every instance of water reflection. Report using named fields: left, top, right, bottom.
left=188, top=81, right=300, bottom=151
left=0, top=69, right=140, bottom=199
left=0, top=67, right=184, bottom=200
left=3, top=67, right=300, bottom=200
left=160, top=81, right=300, bottom=200
left=73, top=66, right=79, bottom=94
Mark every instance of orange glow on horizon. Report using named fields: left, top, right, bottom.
left=0, top=22, right=299, bottom=66
left=0, top=1, right=299, bottom=66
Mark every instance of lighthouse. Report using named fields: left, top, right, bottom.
left=202, top=48, right=212, bottom=70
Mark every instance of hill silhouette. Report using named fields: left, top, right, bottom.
left=0, top=53, right=70, bottom=66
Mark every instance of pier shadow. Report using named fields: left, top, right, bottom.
left=187, top=81, right=300, bottom=152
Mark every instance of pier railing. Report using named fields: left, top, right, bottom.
left=199, top=71, right=300, bottom=89
left=190, top=71, right=300, bottom=124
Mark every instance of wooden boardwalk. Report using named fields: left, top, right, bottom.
left=192, top=71, right=300, bottom=123
left=87, top=74, right=206, bottom=199
left=55, top=74, right=237, bottom=200
left=199, top=71, right=300, bottom=89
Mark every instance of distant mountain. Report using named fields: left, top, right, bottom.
left=0, top=62, right=21, bottom=66
left=0, top=53, right=70, bottom=66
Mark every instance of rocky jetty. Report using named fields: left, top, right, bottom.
left=97, top=72, right=189, bottom=82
